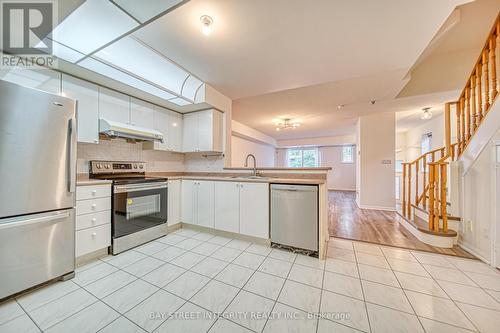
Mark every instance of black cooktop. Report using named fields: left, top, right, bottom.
left=90, top=175, right=167, bottom=185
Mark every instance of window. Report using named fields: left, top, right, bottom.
left=286, top=148, right=319, bottom=167
left=341, top=145, right=354, bottom=163
left=421, top=133, right=432, bottom=172
left=395, top=160, right=403, bottom=173
left=421, top=133, right=432, bottom=155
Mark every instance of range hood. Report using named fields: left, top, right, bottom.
left=99, top=119, right=163, bottom=143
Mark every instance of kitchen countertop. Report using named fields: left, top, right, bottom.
left=76, top=171, right=326, bottom=186
left=224, top=167, right=331, bottom=171
left=76, top=174, right=113, bottom=186
left=149, top=172, right=326, bottom=185
left=175, top=176, right=325, bottom=184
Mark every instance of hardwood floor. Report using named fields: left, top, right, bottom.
left=328, top=190, right=476, bottom=259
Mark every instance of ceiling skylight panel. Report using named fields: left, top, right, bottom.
left=50, top=0, right=138, bottom=55
left=181, top=75, right=204, bottom=101
left=79, top=57, right=176, bottom=100
left=94, top=37, right=190, bottom=95
left=114, top=0, right=183, bottom=23
left=42, top=39, right=86, bottom=63
left=169, top=97, right=191, bottom=106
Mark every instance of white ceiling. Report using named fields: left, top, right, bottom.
left=233, top=72, right=459, bottom=139
left=133, top=0, right=470, bottom=100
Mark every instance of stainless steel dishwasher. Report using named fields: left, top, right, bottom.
left=270, top=184, right=318, bottom=254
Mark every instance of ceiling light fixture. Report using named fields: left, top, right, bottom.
left=421, top=107, right=433, bottom=120
left=200, top=15, right=214, bottom=36
left=337, top=104, right=345, bottom=110
left=275, top=119, right=301, bottom=131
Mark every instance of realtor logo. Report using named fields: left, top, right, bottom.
left=1, top=1, right=53, bottom=54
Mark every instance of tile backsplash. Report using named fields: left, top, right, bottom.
left=77, top=138, right=185, bottom=173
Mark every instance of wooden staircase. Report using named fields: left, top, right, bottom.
left=399, top=12, right=500, bottom=248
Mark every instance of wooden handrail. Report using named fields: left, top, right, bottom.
left=401, top=12, right=500, bottom=235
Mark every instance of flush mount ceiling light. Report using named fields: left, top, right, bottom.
left=275, top=119, right=301, bottom=131
left=200, top=15, right=214, bottom=36
left=421, top=107, right=433, bottom=120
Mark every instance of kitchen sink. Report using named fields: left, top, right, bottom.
left=230, top=175, right=269, bottom=180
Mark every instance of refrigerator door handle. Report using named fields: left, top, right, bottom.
left=0, top=211, right=70, bottom=230
left=67, top=117, right=77, bottom=193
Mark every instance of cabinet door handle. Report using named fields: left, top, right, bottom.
left=91, top=232, right=97, bottom=238
left=91, top=190, right=97, bottom=195
left=91, top=218, right=97, bottom=223
left=91, top=204, right=97, bottom=209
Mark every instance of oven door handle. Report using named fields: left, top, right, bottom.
left=114, top=182, right=168, bottom=193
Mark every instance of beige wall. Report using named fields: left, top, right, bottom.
left=231, top=135, right=276, bottom=167
left=356, top=111, right=396, bottom=210
left=320, top=146, right=356, bottom=191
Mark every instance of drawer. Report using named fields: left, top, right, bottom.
left=76, top=224, right=111, bottom=257
left=76, top=210, right=111, bottom=231
left=76, top=197, right=111, bottom=216
left=76, top=185, right=111, bottom=201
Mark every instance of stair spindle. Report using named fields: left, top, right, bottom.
left=477, top=62, right=484, bottom=122
left=441, top=164, right=448, bottom=233
left=428, top=165, right=435, bottom=230
left=493, top=26, right=499, bottom=100
left=484, top=48, right=490, bottom=111
left=471, top=74, right=477, bottom=131
left=465, top=86, right=471, bottom=140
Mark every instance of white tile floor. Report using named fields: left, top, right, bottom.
left=2, top=231, right=500, bottom=332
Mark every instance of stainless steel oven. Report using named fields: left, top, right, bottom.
left=113, top=181, right=167, bottom=238
left=90, top=161, right=168, bottom=254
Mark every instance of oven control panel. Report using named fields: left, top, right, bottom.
left=90, top=161, right=146, bottom=174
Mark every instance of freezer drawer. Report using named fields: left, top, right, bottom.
left=0, top=209, right=75, bottom=299
left=271, top=184, right=318, bottom=252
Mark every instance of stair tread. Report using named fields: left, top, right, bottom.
left=411, top=204, right=461, bottom=221
left=411, top=215, right=457, bottom=237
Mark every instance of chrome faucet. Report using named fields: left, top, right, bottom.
left=244, top=154, right=257, bottom=176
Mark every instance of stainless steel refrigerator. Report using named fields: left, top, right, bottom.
left=0, top=80, right=77, bottom=299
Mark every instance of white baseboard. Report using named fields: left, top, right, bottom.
left=328, top=188, right=356, bottom=191
left=457, top=241, right=491, bottom=264
left=358, top=204, right=396, bottom=211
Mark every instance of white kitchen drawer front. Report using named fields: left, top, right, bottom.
left=76, top=210, right=111, bottom=231
left=76, top=197, right=111, bottom=215
left=76, top=224, right=111, bottom=257
left=76, top=185, right=111, bottom=200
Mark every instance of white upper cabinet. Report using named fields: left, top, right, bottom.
left=182, top=109, right=223, bottom=153
left=62, top=75, right=99, bottom=144
left=144, top=107, right=183, bottom=152
left=130, top=98, right=155, bottom=128
left=168, top=111, right=183, bottom=152
left=0, top=67, right=60, bottom=95
left=98, top=87, right=130, bottom=123
left=182, top=112, right=198, bottom=152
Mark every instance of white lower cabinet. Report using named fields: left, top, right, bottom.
left=181, top=180, right=215, bottom=227
left=76, top=184, right=111, bottom=258
left=168, top=179, right=181, bottom=226
left=239, top=183, right=269, bottom=239
left=181, top=180, right=195, bottom=224
left=189, top=180, right=270, bottom=239
left=197, top=181, right=215, bottom=228
left=76, top=224, right=111, bottom=258
left=215, top=182, right=240, bottom=233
